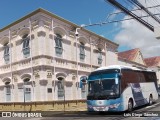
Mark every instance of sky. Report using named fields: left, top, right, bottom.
left=0, top=0, right=160, bottom=58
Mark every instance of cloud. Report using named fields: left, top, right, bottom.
left=114, top=0, right=160, bottom=58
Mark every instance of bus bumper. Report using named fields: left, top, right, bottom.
left=87, top=99, right=125, bottom=112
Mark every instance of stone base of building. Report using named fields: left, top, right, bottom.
left=0, top=100, right=87, bottom=111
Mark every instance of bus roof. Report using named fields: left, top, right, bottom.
left=94, top=65, right=141, bottom=71
left=94, top=65, right=155, bottom=73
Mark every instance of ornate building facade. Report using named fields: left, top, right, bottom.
left=0, top=9, right=118, bottom=102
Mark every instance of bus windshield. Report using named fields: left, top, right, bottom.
left=87, top=69, right=120, bottom=100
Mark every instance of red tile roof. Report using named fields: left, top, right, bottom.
left=118, top=48, right=139, bottom=61
left=144, top=56, right=160, bottom=67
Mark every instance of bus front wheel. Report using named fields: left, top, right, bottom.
left=128, top=99, right=133, bottom=112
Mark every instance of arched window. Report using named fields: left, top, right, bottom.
left=23, top=78, right=31, bottom=102
left=80, top=42, right=85, bottom=61
left=5, top=81, right=11, bottom=102
left=57, top=77, right=64, bottom=100
left=22, top=34, right=30, bottom=58
left=3, top=43, right=10, bottom=64
left=55, top=34, right=63, bottom=56
left=98, top=48, right=102, bottom=65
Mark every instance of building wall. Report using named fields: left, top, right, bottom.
left=0, top=11, right=118, bottom=102
left=106, top=47, right=118, bottom=66
left=118, top=59, right=132, bottom=67
left=134, top=52, right=146, bottom=66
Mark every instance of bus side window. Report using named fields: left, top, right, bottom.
left=121, top=70, right=128, bottom=92
left=136, top=71, right=145, bottom=82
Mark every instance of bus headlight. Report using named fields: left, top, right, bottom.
left=105, top=106, right=109, bottom=111
left=109, top=103, right=120, bottom=108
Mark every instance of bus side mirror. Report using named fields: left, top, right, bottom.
left=115, top=78, right=118, bottom=84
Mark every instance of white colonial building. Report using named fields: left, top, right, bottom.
left=118, top=48, right=147, bottom=69
left=0, top=8, right=118, bottom=103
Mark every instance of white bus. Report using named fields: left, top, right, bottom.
left=82, top=65, right=158, bottom=112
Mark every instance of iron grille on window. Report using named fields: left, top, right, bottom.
left=55, top=34, right=63, bottom=56
left=4, top=45, right=10, bottom=63
left=22, top=34, right=30, bottom=58
left=80, top=43, right=85, bottom=61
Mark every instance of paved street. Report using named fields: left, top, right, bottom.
left=1, top=98, right=160, bottom=120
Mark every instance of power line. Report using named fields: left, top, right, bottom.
left=105, top=0, right=154, bottom=31
left=81, top=12, right=160, bottom=28
left=81, top=1, right=160, bottom=30
left=108, top=4, right=160, bottom=15
left=130, top=0, right=160, bottom=24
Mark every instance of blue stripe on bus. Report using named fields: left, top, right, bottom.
left=129, top=83, right=148, bottom=106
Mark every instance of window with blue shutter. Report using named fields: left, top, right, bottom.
left=22, top=34, right=30, bottom=58
left=55, top=34, right=63, bottom=56
left=80, top=42, right=85, bottom=61
left=4, top=44, right=10, bottom=64
left=57, top=77, right=64, bottom=100
left=23, top=78, right=31, bottom=102
left=98, top=48, right=102, bottom=65
left=5, top=82, right=11, bottom=102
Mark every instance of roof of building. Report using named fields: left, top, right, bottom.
left=144, top=56, right=160, bottom=67
left=118, top=48, right=139, bottom=61
left=0, top=8, right=118, bottom=47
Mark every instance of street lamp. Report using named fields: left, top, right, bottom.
left=23, top=80, right=26, bottom=112
left=75, top=28, right=80, bottom=99
left=63, top=80, right=65, bottom=112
